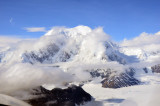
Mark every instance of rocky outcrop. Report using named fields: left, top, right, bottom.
left=143, top=67, right=148, bottom=73
left=26, top=85, right=92, bottom=106
left=101, top=73, right=140, bottom=88
left=151, top=64, right=160, bottom=73
left=90, top=68, right=140, bottom=88
left=23, top=43, right=60, bottom=64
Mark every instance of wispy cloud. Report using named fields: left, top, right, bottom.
left=23, top=27, right=47, bottom=32
left=9, top=17, right=13, bottom=23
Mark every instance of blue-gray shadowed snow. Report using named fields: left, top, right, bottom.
left=0, top=26, right=160, bottom=106
left=104, top=98, right=125, bottom=103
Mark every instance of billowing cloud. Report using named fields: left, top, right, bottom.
left=0, top=63, right=74, bottom=94
left=120, top=31, right=160, bottom=52
left=23, top=27, right=47, bottom=32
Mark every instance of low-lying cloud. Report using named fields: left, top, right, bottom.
left=0, top=36, right=21, bottom=48
left=0, top=63, right=73, bottom=94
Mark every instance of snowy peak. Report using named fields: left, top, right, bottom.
left=21, top=26, right=129, bottom=64
left=0, top=26, right=131, bottom=66
left=45, top=25, right=92, bottom=37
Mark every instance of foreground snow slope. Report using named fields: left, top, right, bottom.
left=83, top=73, right=160, bottom=106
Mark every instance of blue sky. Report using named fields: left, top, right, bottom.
left=0, top=0, right=160, bottom=41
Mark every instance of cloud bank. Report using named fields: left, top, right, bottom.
left=121, top=31, right=160, bottom=52
left=0, top=36, right=21, bottom=48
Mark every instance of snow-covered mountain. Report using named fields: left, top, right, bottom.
left=0, top=26, right=148, bottom=86
left=120, top=46, right=160, bottom=62
left=0, top=26, right=129, bottom=65
left=120, top=31, right=160, bottom=64
left=0, top=26, right=160, bottom=106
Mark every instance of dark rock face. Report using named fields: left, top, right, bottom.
left=90, top=68, right=140, bottom=88
left=27, top=85, right=92, bottom=106
left=22, top=42, right=76, bottom=64
left=90, top=69, right=113, bottom=79
left=143, top=67, right=148, bottom=73
left=101, top=73, right=140, bottom=88
left=0, top=54, right=3, bottom=62
left=0, top=104, right=9, bottom=106
left=23, top=43, right=60, bottom=63
left=108, top=53, right=126, bottom=65
left=151, top=64, right=160, bottom=73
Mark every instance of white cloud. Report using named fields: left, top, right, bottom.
left=23, top=27, right=47, bottom=32
left=0, top=63, right=73, bottom=94
left=120, top=31, right=160, bottom=52
left=0, top=36, right=21, bottom=48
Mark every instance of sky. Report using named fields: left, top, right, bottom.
left=0, top=0, right=160, bottom=41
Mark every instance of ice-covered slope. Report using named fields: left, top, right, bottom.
left=120, top=46, right=160, bottom=62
